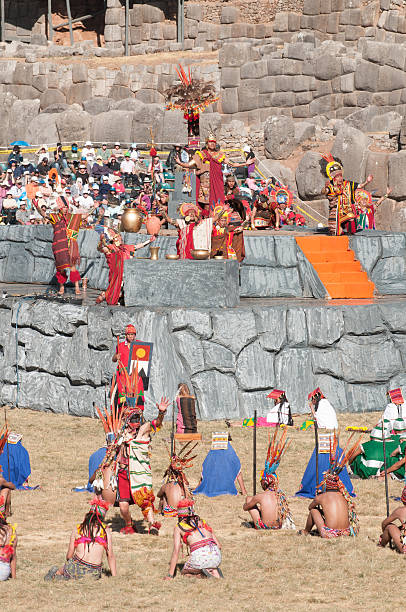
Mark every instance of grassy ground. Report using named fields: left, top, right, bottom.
left=1, top=408, right=404, bottom=611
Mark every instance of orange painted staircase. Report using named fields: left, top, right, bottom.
left=296, top=236, right=375, bottom=299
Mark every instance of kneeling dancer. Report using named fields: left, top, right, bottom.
left=44, top=498, right=116, bottom=580
left=299, top=434, right=361, bottom=538
left=243, top=428, right=295, bottom=530
left=0, top=496, right=17, bottom=580
left=165, top=499, right=222, bottom=579
left=157, top=443, right=196, bottom=517
left=378, top=485, right=406, bottom=553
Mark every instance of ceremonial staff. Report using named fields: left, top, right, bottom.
left=253, top=409, right=257, bottom=495
left=314, top=417, right=319, bottom=495
left=171, top=399, right=176, bottom=457
left=382, top=421, right=390, bottom=518
left=4, top=407, right=10, bottom=512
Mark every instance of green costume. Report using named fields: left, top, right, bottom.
left=350, top=424, right=400, bottom=479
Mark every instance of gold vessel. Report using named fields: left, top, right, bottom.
left=120, top=207, right=143, bottom=233
left=150, top=246, right=160, bottom=260
left=191, top=249, right=210, bottom=260
left=165, top=254, right=179, bottom=260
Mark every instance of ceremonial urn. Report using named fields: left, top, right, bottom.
left=145, top=215, right=161, bottom=236
left=149, top=246, right=160, bottom=260
left=120, top=207, right=143, bottom=233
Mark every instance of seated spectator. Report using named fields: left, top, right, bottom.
left=2, top=193, right=18, bottom=224
left=35, top=145, right=49, bottom=165
left=138, top=179, right=153, bottom=210
left=224, top=174, right=240, bottom=198
left=166, top=144, right=183, bottom=173
left=0, top=181, right=8, bottom=212
left=91, top=156, right=109, bottom=181
left=81, top=141, right=96, bottom=164
left=75, top=164, right=89, bottom=184
left=251, top=194, right=276, bottom=229
left=65, top=143, right=80, bottom=166
left=114, top=177, right=125, bottom=197
left=107, top=155, right=120, bottom=173
left=91, top=184, right=102, bottom=203
left=37, top=158, right=50, bottom=177
left=112, top=142, right=123, bottom=161
left=8, top=145, right=22, bottom=166
left=149, top=155, right=164, bottom=185
left=77, top=190, right=94, bottom=212
left=16, top=200, right=30, bottom=225
left=100, top=176, right=112, bottom=198
left=120, top=152, right=135, bottom=178
left=128, top=143, right=139, bottom=161
left=8, top=161, right=19, bottom=181
left=9, top=179, right=24, bottom=201
left=96, top=143, right=110, bottom=161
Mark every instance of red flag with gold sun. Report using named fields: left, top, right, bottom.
left=128, top=341, right=154, bottom=392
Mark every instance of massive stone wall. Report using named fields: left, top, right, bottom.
left=0, top=227, right=328, bottom=299
left=1, top=296, right=405, bottom=418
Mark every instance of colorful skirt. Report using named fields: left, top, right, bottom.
left=0, top=560, right=10, bottom=581
left=183, top=539, right=221, bottom=570
left=320, top=525, right=351, bottom=539
left=62, top=555, right=102, bottom=580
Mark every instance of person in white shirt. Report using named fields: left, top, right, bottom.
left=129, top=144, right=139, bottom=161
left=77, top=191, right=94, bottom=212
left=382, top=388, right=406, bottom=430
left=81, top=141, right=96, bottom=164
left=266, top=389, right=293, bottom=426
left=120, top=154, right=135, bottom=175
left=310, top=388, right=338, bottom=430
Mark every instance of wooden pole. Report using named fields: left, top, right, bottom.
left=177, top=0, right=184, bottom=48
left=382, top=421, right=390, bottom=517
left=314, top=419, right=319, bottom=496
left=171, top=400, right=175, bottom=456
left=0, top=0, right=5, bottom=43
left=48, top=0, right=53, bottom=42
left=66, top=0, right=74, bottom=46
left=124, top=0, right=129, bottom=57
left=253, top=409, right=257, bottom=495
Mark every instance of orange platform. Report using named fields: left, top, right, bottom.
left=296, top=236, right=375, bottom=299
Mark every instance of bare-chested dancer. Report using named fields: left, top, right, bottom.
left=378, top=486, right=406, bottom=553
left=157, top=444, right=196, bottom=517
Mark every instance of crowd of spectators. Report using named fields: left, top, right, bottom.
left=0, top=141, right=306, bottom=231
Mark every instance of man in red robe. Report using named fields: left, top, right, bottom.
left=175, top=132, right=249, bottom=217
left=96, top=230, right=155, bottom=305
left=112, top=324, right=145, bottom=407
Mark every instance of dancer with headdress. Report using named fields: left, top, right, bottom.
left=161, top=202, right=220, bottom=259
left=175, top=131, right=249, bottom=217
left=319, top=154, right=373, bottom=236
left=296, top=388, right=354, bottom=498
left=33, top=194, right=97, bottom=295
left=355, top=187, right=392, bottom=230
left=165, top=499, right=223, bottom=580
left=44, top=498, right=116, bottom=580
left=299, top=433, right=362, bottom=538
left=157, top=442, right=197, bottom=517
left=0, top=494, right=17, bottom=580
left=95, top=229, right=155, bottom=305
left=243, top=428, right=295, bottom=530
left=210, top=205, right=245, bottom=262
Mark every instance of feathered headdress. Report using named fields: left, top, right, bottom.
left=164, top=64, right=219, bottom=113
left=177, top=498, right=195, bottom=517
left=261, top=428, right=290, bottom=490
left=95, top=379, right=123, bottom=442
left=267, top=389, right=286, bottom=401
left=319, top=154, right=343, bottom=180
left=318, top=432, right=363, bottom=536
left=89, top=497, right=110, bottom=514
left=0, top=424, right=9, bottom=457
left=164, top=441, right=197, bottom=498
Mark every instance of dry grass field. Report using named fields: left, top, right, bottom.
left=1, top=407, right=404, bottom=612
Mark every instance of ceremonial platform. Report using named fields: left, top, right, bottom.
left=0, top=227, right=405, bottom=420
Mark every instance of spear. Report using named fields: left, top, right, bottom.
left=253, top=409, right=257, bottom=495
left=314, top=418, right=319, bottom=496
left=382, top=421, right=390, bottom=518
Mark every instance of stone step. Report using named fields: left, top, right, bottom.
left=303, top=250, right=355, bottom=263
left=326, top=281, right=375, bottom=299
left=313, top=261, right=362, bottom=273
left=318, top=270, right=369, bottom=284
left=296, top=235, right=350, bottom=250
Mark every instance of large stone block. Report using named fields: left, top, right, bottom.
left=83, top=97, right=114, bottom=115
left=219, top=43, right=251, bottom=68
left=55, top=109, right=91, bottom=143
left=314, top=54, right=342, bottom=80
left=91, top=109, right=133, bottom=142
left=331, top=124, right=370, bottom=182
left=27, top=112, right=58, bottom=146
left=240, top=267, right=302, bottom=298
left=350, top=235, right=382, bottom=274
left=255, top=307, right=287, bottom=351
left=240, top=60, right=267, bottom=80
left=306, top=307, right=344, bottom=346
left=388, top=151, right=406, bottom=200
left=221, top=67, right=240, bottom=89
left=260, top=160, right=297, bottom=194
left=303, top=0, right=321, bottom=15
left=295, top=151, right=326, bottom=200
left=172, top=330, right=204, bottom=376
left=371, top=257, right=406, bottom=294
left=354, top=60, right=380, bottom=91
left=275, top=347, right=315, bottom=411
left=8, top=98, right=40, bottom=142
left=39, top=88, right=66, bottom=110
left=365, top=150, right=389, bottom=196
left=337, top=335, right=402, bottom=382
left=66, top=82, right=92, bottom=105
left=221, top=6, right=240, bottom=24
left=221, top=88, right=239, bottom=114
left=211, top=309, right=257, bottom=355
left=124, top=260, right=239, bottom=308
left=236, top=342, right=275, bottom=391
left=202, top=341, right=235, bottom=372
left=264, top=115, right=296, bottom=160
left=72, top=63, right=88, bottom=84
left=238, top=81, right=259, bottom=112
left=192, top=370, right=240, bottom=420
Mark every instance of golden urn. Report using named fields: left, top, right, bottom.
left=120, top=207, right=143, bottom=233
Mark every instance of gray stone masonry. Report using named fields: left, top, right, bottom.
left=123, top=259, right=240, bottom=307
left=1, top=297, right=406, bottom=418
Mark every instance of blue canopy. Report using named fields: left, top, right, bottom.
left=0, top=441, right=31, bottom=489
left=9, top=141, right=29, bottom=147
left=87, top=447, right=107, bottom=492
left=193, top=443, right=241, bottom=497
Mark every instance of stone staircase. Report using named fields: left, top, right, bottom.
left=296, top=235, right=375, bottom=299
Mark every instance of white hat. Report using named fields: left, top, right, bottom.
left=243, top=145, right=250, bottom=153
left=131, top=143, right=137, bottom=148
left=79, top=164, right=86, bottom=169
left=22, top=158, right=29, bottom=164
left=104, top=211, right=111, bottom=217
left=88, top=177, right=94, bottom=183
left=31, top=177, right=39, bottom=182
left=24, top=171, right=30, bottom=175
left=93, top=184, right=99, bottom=189
left=85, top=141, right=92, bottom=146
left=36, top=191, right=42, bottom=197
left=103, top=175, right=109, bottom=180
left=114, top=142, right=120, bottom=146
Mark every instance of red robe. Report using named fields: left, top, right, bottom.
left=176, top=222, right=195, bottom=259
left=104, top=244, right=135, bottom=305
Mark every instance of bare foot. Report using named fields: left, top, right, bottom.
left=58, top=286, right=64, bottom=295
